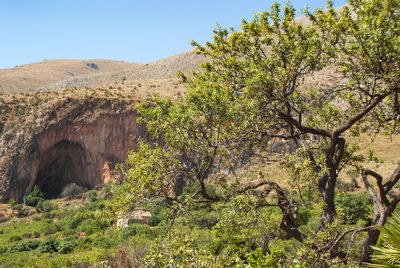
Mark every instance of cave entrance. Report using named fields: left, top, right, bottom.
left=35, top=140, right=90, bottom=198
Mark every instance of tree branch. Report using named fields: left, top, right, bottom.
left=277, top=111, right=332, bottom=138
left=333, top=94, right=388, bottom=136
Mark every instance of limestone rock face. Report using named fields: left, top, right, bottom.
left=0, top=97, right=148, bottom=201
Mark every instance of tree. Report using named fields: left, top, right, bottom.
left=109, top=0, right=400, bottom=265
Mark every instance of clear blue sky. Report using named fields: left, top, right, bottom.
left=0, top=0, right=347, bottom=69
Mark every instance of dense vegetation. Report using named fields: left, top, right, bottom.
left=2, top=0, right=400, bottom=267
left=108, top=0, right=400, bottom=266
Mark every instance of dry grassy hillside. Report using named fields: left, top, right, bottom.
left=0, top=50, right=207, bottom=94
left=0, top=59, right=145, bottom=94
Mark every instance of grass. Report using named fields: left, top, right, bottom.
left=0, top=187, right=119, bottom=267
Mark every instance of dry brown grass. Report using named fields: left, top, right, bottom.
left=0, top=59, right=144, bottom=94
left=354, top=134, right=400, bottom=180
left=0, top=50, right=207, bottom=94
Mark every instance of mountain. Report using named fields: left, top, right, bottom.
left=0, top=50, right=207, bottom=94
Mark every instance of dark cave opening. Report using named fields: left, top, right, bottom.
left=35, top=140, right=90, bottom=198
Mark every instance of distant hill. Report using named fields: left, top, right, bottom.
left=0, top=50, right=207, bottom=94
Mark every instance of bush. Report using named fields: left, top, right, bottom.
left=41, top=223, right=58, bottom=236
left=86, top=199, right=106, bottom=211
left=39, top=237, right=59, bottom=253
left=147, top=215, right=161, bottom=227
left=61, top=228, right=76, bottom=237
left=11, top=203, right=23, bottom=211
left=120, top=224, right=137, bottom=240
left=9, top=240, right=41, bottom=252
left=57, top=238, right=78, bottom=254
left=10, top=203, right=29, bottom=217
left=0, top=246, right=7, bottom=253
left=8, top=235, right=22, bottom=242
left=36, top=200, right=58, bottom=212
left=88, top=190, right=97, bottom=202
left=120, top=224, right=154, bottom=240
left=61, top=183, right=86, bottom=200
left=336, top=192, right=373, bottom=224
left=92, top=235, right=113, bottom=249
left=24, top=185, right=44, bottom=207
left=8, top=198, right=17, bottom=207
left=77, top=219, right=101, bottom=235
left=22, top=233, right=33, bottom=239
left=77, top=237, right=93, bottom=250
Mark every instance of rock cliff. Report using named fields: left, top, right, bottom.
left=0, top=87, right=148, bottom=201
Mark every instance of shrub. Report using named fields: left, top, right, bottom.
left=92, top=236, right=113, bottom=249
left=0, top=246, right=7, bottom=253
left=11, top=203, right=22, bottom=211
left=8, top=198, right=17, bottom=207
left=86, top=199, right=106, bottom=211
left=8, top=235, right=22, bottom=242
left=9, top=240, right=40, bottom=252
left=77, top=237, right=93, bottom=250
left=61, top=183, right=86, bottom=200
left=57, top=238, right=78, bottom=254
left=24, top=185, right=44, bottom=207
left=41, top=223, right=58, bottom=236
left=103, top=183, right=114, bottom=200
left=39, top=200, right=58, bottom=212
left=61, top=228, right=76, bottom=237
left=335, top=192, right=373, bottom=224
left=120, top=224, right=137, bottom=240
left=39, top=237, right=59, bottom=253
left=147, top=215, right=161, bottom=227
left=77, top=219, right=101, bottom=235
left=120, top=224, right=154, bottom=240
left=88, top=190, right=97, bottom=202
left=22, top=233, right=33, bottom=239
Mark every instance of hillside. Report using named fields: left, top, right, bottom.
left=0, top=50, right=207, bottom=94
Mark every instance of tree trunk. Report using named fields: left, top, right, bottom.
left=360, top=228, right=380, bottom=264
left=319, top=170, right=337, bottom=228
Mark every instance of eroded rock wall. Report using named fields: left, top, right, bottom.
left=0, top=97, right=148, bottom=201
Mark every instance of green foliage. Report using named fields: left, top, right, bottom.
left=24, top=185, right=44, bottom=207
left=3, top=0, right=400, bottom=267
left=88, top=190, right=97, bottom=202
left=368, top=212, right=400, bottom=267
left=36, top=199, right=58, bottom=213
left=57, top=238, right=78, bottom=254
left=8, top=240, right=40, bottom=252
left=77, top=219, right=102, bottom=235
left=92, top=235, right=114, bottom=249
left=144, top=233, right=219, bottom=267
left=38, top=237, right=60, bottom=253
left=61, top=183, right=86, bottom=199
left=147, top=215, right=161, bottom=227
left=8, top=198, right=17, bottom=207
left=335, top=192, right=373, bottom=224
left=8, top=235, right=22, bottom=242
left=120, top=224, right=137, bottom=240
left=10, top=204, right=29, bottom=218
left=40, top=222, right=59, bottom=236
left=107, top=0, right=400, bottom=266
left=120, top=224, right=155, bottom=241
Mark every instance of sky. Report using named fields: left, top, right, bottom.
left=0, top=0, right=347, bottom=69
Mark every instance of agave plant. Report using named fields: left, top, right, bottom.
left=367, top=211, right=400, bottom=267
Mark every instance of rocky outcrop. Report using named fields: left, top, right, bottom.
left=0, top=93, right=148, bottom=201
